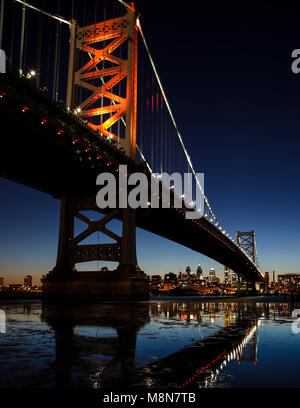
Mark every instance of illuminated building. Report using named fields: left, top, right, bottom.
left=224, top=266, right=230, bottom=285
left=278, top=273, right=300, bottom=293
left=24, top=275, right=33, bottom=288
left=264, top=272, right=269, bottom=292
left=209, top=268, right=217, bottom=284
left=0, top=277, right=4, bottom=287
left=231, top=271, right=238, bottom=285
left=197, top=264, right=204, bottom=281
left=164, top=273, right=178, bottom=285
left=150, top=275, right=163, bottom=290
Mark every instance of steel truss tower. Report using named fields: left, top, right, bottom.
left=236, top=230, right=256, bottom=263
left=66, top=4, right=138, bottom=158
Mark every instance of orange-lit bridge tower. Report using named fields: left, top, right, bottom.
left=43, top=3, right=149, bottom=300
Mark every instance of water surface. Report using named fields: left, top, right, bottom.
left=0, top=300, right=299, bottom=388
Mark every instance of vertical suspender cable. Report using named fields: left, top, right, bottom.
left=19, top=5, right=26, bottom=75
left=0, top=0, right=4, bottom=49
left=36, top=1, right=44, bottom=88
left=55, top=22, right=61, bottom=100
left=52, top=1, right=59, bottom=100
left=160, top=92, right=163, bottom=173
left=23, top=4, right=29, bottom=75
left=9, top=2, right=16, bottom=63
left=151, top=76, right=154, bottom=170
left=45, top=19, right=51, bottom=87
left=156, top=89, right=158, bottom=172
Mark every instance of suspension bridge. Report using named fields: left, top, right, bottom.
left=0, top=0, right=263, bottom=299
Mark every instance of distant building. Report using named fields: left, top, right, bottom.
left=264, top=272, right=270, bottom=292
left=225, top=268, right=238, bottom=286
left=209, top=268, right=217, bottom=284
left=164, top=273, right=178, bottom=285
left=0, top=277, right=4, bottom=286
left=231, top=271, right=238, bottom=285
left=185, top=266, right=191, bottom=275
left=196, top=265, right=203, bottom=280
left=24, top=275, right=33, bottom=288
left=151, top=275, right=162, bottom=287
left=224, top=266, right=230, bottom=285
left=278, top=274, right=300, bottom=292
left=203, top=276, right=209, bottom=285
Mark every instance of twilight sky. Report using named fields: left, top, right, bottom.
left=1, top=0, right=300, bottom=284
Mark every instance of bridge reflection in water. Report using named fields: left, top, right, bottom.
left=41, top=302, right=150, bottom=388
left=37, top=301, right=288, bottom=388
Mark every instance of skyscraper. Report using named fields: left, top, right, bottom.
left=209, top=268, right=216, bottom=284
left=224, top=266, right=230, bottom=285
left=24, top=275, right=33, bottom=288
left=196, top=264, right=203, bottom=280
left=231, top=271, right=238, bottom=285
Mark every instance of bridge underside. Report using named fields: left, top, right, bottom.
left=0, top=73, right=263, bottom=286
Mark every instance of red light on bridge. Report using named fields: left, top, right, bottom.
left=41, top=118, right=47, bottom=125
left=22, top=106, right=29, bottom=113
left=57, top=129, right=64, bottom=135
left=72, top=139, right=78, bottom=144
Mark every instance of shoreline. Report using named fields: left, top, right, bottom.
left=150, top=294, right=297, bottom=302
left=0, top=293, right=298, bottom=303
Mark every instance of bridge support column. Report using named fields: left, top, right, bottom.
left=43, top=194, right=148, bottom=300
left=117, top=208, right=139, bottom=274
left=51, top=195, right=75, bottom=276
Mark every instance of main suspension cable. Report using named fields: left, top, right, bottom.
left=15, top=0, right=70, bottom=25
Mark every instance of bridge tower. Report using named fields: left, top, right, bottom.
left=43, top=3, right=148, bottom=300
left=236, top=230, right=256, bottom=291
left=236, top=230, right=256, bottom=262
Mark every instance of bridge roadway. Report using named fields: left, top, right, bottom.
left=0, top=72, right=263, bottom=282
